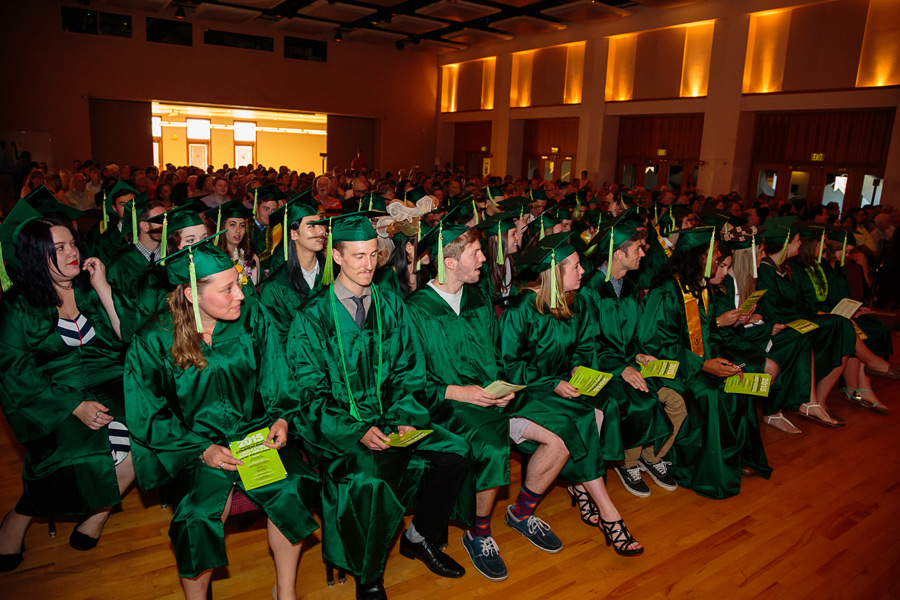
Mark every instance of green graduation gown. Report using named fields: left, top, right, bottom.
left=0, top=288, right=128, bottom=516
left=406, top=283, right=511, bottom=492
left=709, top=274, right=812, bottom=415
left=756, top=258, right=856, bottom=377
left=85, top=220, right=128, bottom=264
left=638, top=278, right=771, bottom=499
left=123, top=297, right=319, bottom=578
left=498, top=290, right=610, bottom=483
left=107, top=244, right=153, bottom=298
left=580, top=272, right=673, bottom=454
left=258, top=257, right=323, bottom=342
left=285, top=283, right=472, bottom=583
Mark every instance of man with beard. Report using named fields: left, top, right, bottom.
left=107, top=200, right=166, bottom=296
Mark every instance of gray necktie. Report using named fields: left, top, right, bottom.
left=350, top=296, right=366, bottom=329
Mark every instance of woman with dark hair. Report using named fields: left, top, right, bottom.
left=472, top=211, right=521, bottom=303
left=124, top=238, right=319, bottom=600
left=792, top=226, right=896, bottom=413
left=0, top=212, right=134, bottom=571
left=639, top=228, right=771, bottom=499
left=209, top=199, right=260, bottom=285
left=755, top=218, right=856, bottom=427
left=258, top=200, right=327, bottom=342
left=500, top=232, right=643, bottom=556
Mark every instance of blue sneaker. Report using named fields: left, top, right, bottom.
left=461, top=531, right=508, bottom=581
left=504, top=506, right=563, bottom=553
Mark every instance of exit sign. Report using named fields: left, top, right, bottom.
left=657, top=149, right=667, bottom=156
left=811, top=153, right=825, bottom=161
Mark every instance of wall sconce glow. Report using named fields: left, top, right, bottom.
left=680, top=21, right=714, bottom=98
left=564, top=42, right=585, bottom=104
left=742, top=9, right=791, bottom=94
left=481, top=58, right=496, bottom=110
left=855, top=0, right=900, bottom=88
left=605, top=34, right=636, bottom=101
left=510, top=51, right=534, bottom=108
left=441, top=64, right=459, bottom=113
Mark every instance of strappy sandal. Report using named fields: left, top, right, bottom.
left=841, top=388, right=889, bottom=415
left=599, top=518, right=643, bottom=557
left=566, top=485, right=599, bottom=527
left=763, top=414, right=802, bottom=435
left=795, top=403, right=844, bottom=428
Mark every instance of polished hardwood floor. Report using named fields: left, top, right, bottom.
left=2, top=333, right=899, bottom=599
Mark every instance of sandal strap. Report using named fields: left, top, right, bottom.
left=600, top=519, right=636, bottom=546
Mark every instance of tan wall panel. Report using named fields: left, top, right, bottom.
left=457, top=60, right=484, bottom=112
left=531, top=46, right=568, bottom=107
left=633, top=27, right=685, bottom=100
left=857, top=0, right=900, bottom=87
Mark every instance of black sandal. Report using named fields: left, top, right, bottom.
left=599, top=518, right=644, bottom=557
left=566, top=485, right=599, bottom=527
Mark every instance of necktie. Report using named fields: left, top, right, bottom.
left=351, top=296, right=366, bottom=329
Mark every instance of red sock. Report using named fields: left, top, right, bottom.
left=470, top=514, right=492, bottom=538
left=510, top=486, right=543, bottom=519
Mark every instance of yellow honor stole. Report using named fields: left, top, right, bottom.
left=675, top=275, right=708, bottom=357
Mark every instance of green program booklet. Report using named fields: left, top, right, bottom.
left=739, top=289, right=767, bottom=313
left=785, top=319, right=819, bottom=334
left=640, top=360, right=679, bottom=379
left=568, top=367, right=613, bottom=397
left=724, top=373, right=772, bottom=397
left=385, top=429, right=433, bottom=448
left=229, top=428, right=287, bottom=491
left=483, top=381, right=527, bottom=397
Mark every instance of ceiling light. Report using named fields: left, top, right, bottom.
left=333, top=29, right=343, bottom=42
left=174, top=5, right=186, bottom=19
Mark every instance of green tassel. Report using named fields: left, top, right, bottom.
left=817, top=230, right=825, bottom=263
left=160, top=213, right=168, bottom=265
left=654, top=204, right=658, bottom=224
left=437, top=222, right=446, bottom=284
left=751, top=234, right=757, bottom=279
left=486, top=187, right=498, bottom=207
left=550, top=251, right=558, bottom=309
left=189, top=250, right=203, bottom=334
left=575, top=198, right=581, bottom=218
left=322, top=218, right=335, bottom=285
left=415, top=221, right=422, bottom=272
left=704, top=230, right=715, bottom=278
left=368, top=194, right=374, bottom=212
left=605, top=231, right=614, bottom=282
left=283, top=205, right=289, bottom=262
left=252, top=188, right=258, bottom=222
left=131, top=201, right=138, bottom=245
left=778, top=232, right=789, bottom=265
left=539, top=216, right=545, bottom=240
left=215, top=209, right=222, bottom=245
left=0, top=242, right=13, bottom=292
left=101, top=190, right=108, bottom=234
left=841, top=233, right=848, bottom=267
left=496, top=222, right=504, bottom=265
left=472, top=199, right=479, bottom=225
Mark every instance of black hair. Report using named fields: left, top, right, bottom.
left=651, top=243, right=709, bottom=298
left=800, top=204, right=826, bottom=221
left=284, top=218, right=324, bottom=299
left=387, top=234, right=429, bottom=297
left=16, top=215, right=90, bottom=307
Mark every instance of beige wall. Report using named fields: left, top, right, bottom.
left=0, top=0, right=438, bottom=173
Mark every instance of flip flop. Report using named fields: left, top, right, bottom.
left=763, top=414, right=802, bottom=435
left=794, top=403, right=845, bottom=428
left=841, top=388, right=889, bottom=415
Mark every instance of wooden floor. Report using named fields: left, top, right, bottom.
left=2, top=332, right=900, bottom=599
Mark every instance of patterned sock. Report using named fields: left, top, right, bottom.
left=470, top=514, right=492, bottom=538
left=510, top=485, right=543, bottom=519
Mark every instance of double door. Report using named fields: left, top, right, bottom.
left=752, top=163, right=884, bottom=214
left=524, top=154, right=575, bottom=183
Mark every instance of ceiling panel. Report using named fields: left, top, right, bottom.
left=343, top=28, right=406, bottom=43
left=493, top=15, right=567, bottom=35
left=442, top=29, right=513, bottom=45
left=376, top=14, right=446, bottom=35
left=298, top=0, right=377, bottom=22
left=631, top=0, right=706, bottom=7
left=542, top=0, right=630, bottom=23
left=192, top=4, right=260, bottom=24
left=488, top=0, right=544, bottom=7
left=361, top=0, right=409, bottom=6
left=97, top=0, right=172, bottom=12
left=417, top=0, right=501, bottom=23
left=274, top=17, right=338, bottom=35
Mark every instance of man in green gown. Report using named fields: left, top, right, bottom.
left=580, top=215, right=682, bottom=498
left=284, top=214, right=470, bottom=600
left=84, top=180, right=140, bottom=263
left=107, top=199, right=165, bottom=297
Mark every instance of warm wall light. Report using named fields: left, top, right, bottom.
left=742, top=9, right=791, bottom=93
left=856, top=0, right=900, bottom=88
left=481, top=57, right=496, bottom=110
left=680, top=21, right=714, bottom=97
left=511, top=51, right=534, bottom=107
left=441, top=64, right=459, bottom=112
left=564, top=42, right=585, bottom=104
left=605, top=34, right=636, bottom=101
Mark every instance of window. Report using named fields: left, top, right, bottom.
left=99, top=12, right=131, bottom=38
left=186, top=119, right=211, bottom=169
left=233, top=121, right=256, bottom=143
left=61, top=6, right=98, bottom=35
left=152, top=117, right=162, bottom=168
left=186, top=119, right=210, bottom=141
left=204, top=30, right=273, bottom=52
left=146, top=17, right=192, bottom=46
left=284, top=36, right=327, bottom=63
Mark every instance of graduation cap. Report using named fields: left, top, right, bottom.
left=825, top=225, right=855, bottom=266
left=159, top=234, right=234, bottom=334
left=417, top=219, right=470, bottom=284
left=498, top=196, right=530, bottom=220
left=404, top=187, right=427, bottom=204
left=483, top=185, right=505, bottom=207
left=562, top=189, right=588, bottom=218
left=473, top=211, right=517, bottom=265
left=359, top=192, right=389, bottom=213
left=269, top=196, right=319, bottom=262
left=671, top=225, right=718, bottom=278
left=101, top=180, right=139, bottom=233
left=794, top=221, right=829, bottom=262
left=121, top=191, right=151, bottom=246
left=658, top=205, right=691, bottom=236
left=528, top=208, right=561, bottom=240
left=529, top=188, right=548, bottom=202
left=22, top=186, right=97, bottom=222
left=514, top=231, right=575, bottom=309
left=758, top=215, right=798, bottom=265
left=0, top=200, right=42, bottom=289
left=146, top=201, right=209, bottom=264
left=309, top=212, right=380, bottom=285
left=587, top=213, right=643, bottom=282
left=440, top=193, right=480, bottom=225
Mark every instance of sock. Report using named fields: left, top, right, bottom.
left=405, top=522, right=425, bottom=544
left=510, top=485, right=543, bottom=519
left=470, top=514, right=492, bottom=538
